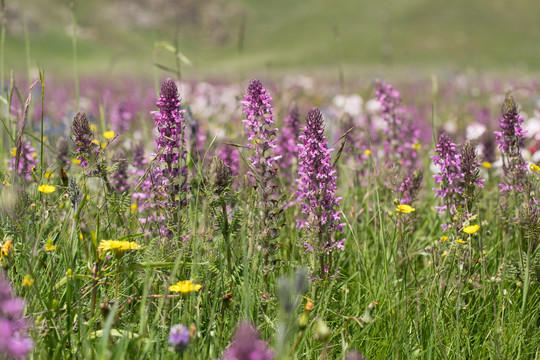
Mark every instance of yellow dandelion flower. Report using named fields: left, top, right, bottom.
left=22, top=274, right=34, bottom=287
left=38, top=185, right=56, bottom=194
left=530, top=163, right=540, bottom=172
left=100, top=142, right=106, bottom=149
left=169, top=280, right=202, bottom=293
left=1, top=239, right=15, bottom=258
left=103, top=131, right=115, bottom=139
left=91, top=139, right=99, bottom=145
left=72, top=158, right=81, bottom=165
left=44, top=172, right=54, bottom=178
left=364, top=149, right=371, bottom=156
left=10, top=147, right=17, bottom=156
left=482, top=162, right=492, bottom=168
left=440, top=236, right=448, bottom=243
left=396, top=204, right=415, bottom=213
left=455, top=239, right=467, bottom=244
left=463, top=224, right=480, bottom=234
left=98, top=240, right=141, bottom=256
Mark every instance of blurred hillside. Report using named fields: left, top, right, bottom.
left=3, top=0, right=540, bottom=80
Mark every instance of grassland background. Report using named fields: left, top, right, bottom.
left=3, top=0, right=540, bottom=80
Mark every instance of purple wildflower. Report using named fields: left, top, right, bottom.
left=110, top=100, right=136, bottom=133
left=168, top=324, right=190, bottom=353
left=186, top=105, right=207, bottom=165
left=375, top=80, right=419, bottom=168
left=241, top=79, right=282, bottom=267
left=218, top=143, right=239, bottom=177
left=10, top=142, right=37, bottom=181
left=131, top=143, right=147, bottom=176
left=480, top=132, right=497, bottom=164
left=431, top=133, right=463, bottom=214
left=0, top=273, right=33, bottom=359
left=275, top=105, right=300, bottom=170
left=296, top=108, right=345, bottom=277
left=494, top=96, right=528, bottom=192
left=131, top=143, right=151, bottom=213
left=111, top=149, right=129, bottom=194
left=398, top=170, right=423, bottom=205
left=241, top=79, right=280, bottom=173
left=460, top=141, right=485, bottom=204
left=55, top=137, right=70, bottom=168
left=345, top=351, right=366, bottom=360
left=221, top=323, right=274, bottom=360
left=152, top=78, right=188, bottom=213
left=71, top=112, right=99, bottom=169
left=375, top=81, right=422, bottom=204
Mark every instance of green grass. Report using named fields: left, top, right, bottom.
left=1, top=78, right=540, bottom=358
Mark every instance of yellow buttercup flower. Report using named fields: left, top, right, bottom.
left=169, top=280, right=202, bottom=293
left=455, top=239, right=467, bottom=244
left=530, top=163, right=540, bottom=172
left=482, top=162, right=492, bottom=169
left=38, top=185, right=56, bottom=194
left=22, top=274, right=34, bottom=287
left=45, top=239, right=57, bottom=252
left=90, top=124, right=97, bottom=131
left=130, top=203, right=138, bottom=212
left=364, top=149, right=371, bottom=156
left=440, top=236, right=448, bottom=243
left=463, top=224, right=480, bottom=234
left=412, top=142, right=421, bottom=150
left=396, top=204, right=415, bottom=213
left=72, top=158, right=81, bottom=165
left=11, top=147, right=17, bottom=156
left=44, top=172, right=54, bottom=178
left=103, top=131, right=115, bottom=139
left=91, top=139, right=99, bottom=145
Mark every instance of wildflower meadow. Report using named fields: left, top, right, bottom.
left=2, top=1, right=540, bottom=360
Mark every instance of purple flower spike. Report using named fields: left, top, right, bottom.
left=111, top=149, right=129, bottom=194
left=0, top=273, right=33, bottom=359
left=494, top=96, right=528, bottom=193
left=241, top=79, right=282, bottom=266
left=9, top=141, right=38, bottom=181
left=221, top=323, right=274, bottom=360
left=151, top=78, right=188, bottom=211
left=71, top=112, right=99, bottom=169
left=431, top=133, right=463, bottom=214
left=218, top=143, right=240, bottom=177
left=168, top=324, right=190, bottom=353
left=154, top=78, right=186, bottom=167
left=241, top=79, right=280, bottom=173
left=275, top=105, right=300, bottom=170
left=296, top=108, right=345, bottom=277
